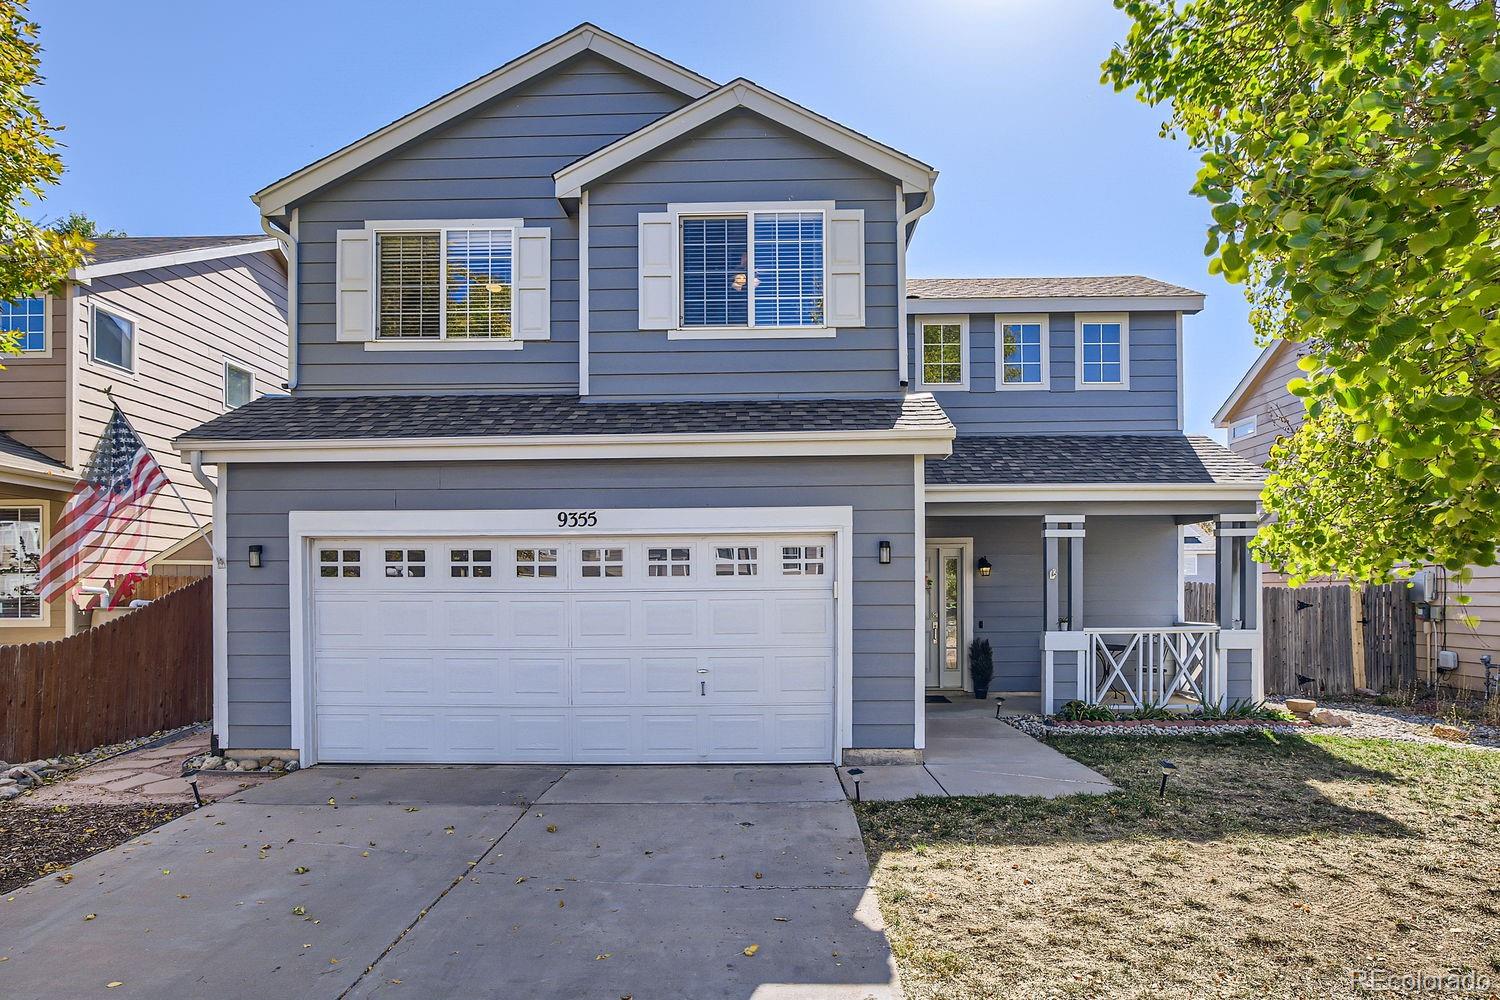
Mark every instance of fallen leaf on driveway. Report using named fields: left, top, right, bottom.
left=291, top=906, right=306, bottom=915
left=743, top=944, right=760, bottom=957
left=177, top=894, right=190, bottom=900
left=774, top=917, right=789, bottom=922
left=596, top=954, right=611, bottom=960
left=56, top=873, right=73, bottom=884
left=84, top=913, right=97, bottom=921
left=515, top=876, right=527, bottom=884
left=106, top=982, right=122, bottom=988
left=293, top=866, right=310, bottom=874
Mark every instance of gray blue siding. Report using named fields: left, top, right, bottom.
left=290, top=53, right=690, bottom=395
left=224, top=456, right=917, bottom=750
left=587, top=109, right=901, bottom=399
left=911, top=311, right=1181, bottom=434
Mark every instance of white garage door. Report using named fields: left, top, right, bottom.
left=307, top=533, right=836, bottom=764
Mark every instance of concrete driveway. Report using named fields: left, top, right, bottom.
left=0, top=764, right=897, bottom=1000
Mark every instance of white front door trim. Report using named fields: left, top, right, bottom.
left=288, top=505, right=855, bottom=766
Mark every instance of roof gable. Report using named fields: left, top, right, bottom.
left=1213, top=339, right=1295, bottom=426
left=254, top=24, right=716, bottom=215
left=70, top=236, right=281, bottom=280
left=554, top=79, right=936, bottom=200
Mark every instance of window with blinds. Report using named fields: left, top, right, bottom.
left=377, top=233, right=441, bottom=339
left=0, top=506, right=44, bottom=621
left=445, top=229, right=513, bottom=339
left=374, top=228, right=517, bottom=341
left=680, top=211, right=824, bottom=329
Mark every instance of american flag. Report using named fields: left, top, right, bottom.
left=36, top=407, right=171, bottom=604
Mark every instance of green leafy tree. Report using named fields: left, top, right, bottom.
left=1, top=1, right=88, bottom=358
left=49, top=211, right=125, bottom=240
left=1104, top=0, right=1500, bottom=585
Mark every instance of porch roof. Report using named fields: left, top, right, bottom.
left=925, top=434, right=1265, bottom=487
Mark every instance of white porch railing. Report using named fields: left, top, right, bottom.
left=1083, top=626, right=1222, bottom=709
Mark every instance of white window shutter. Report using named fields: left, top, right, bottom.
left=335, top=229, right=374, bottom=342
left=638, top=212, right=677, bottom=330
left=512, top=226, right=551, bottom=340
left=824, top=208, right=865, bottom=328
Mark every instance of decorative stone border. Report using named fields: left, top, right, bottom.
left=1007, top=715, right=1310, bottom=739
left=183, top=753, right=299, bottom=775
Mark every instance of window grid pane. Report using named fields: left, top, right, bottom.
left=681, top=216, right=749, bottom=327
left=0, top=506, right=43, bottom=619
left=378, top=233, right=441, bottom=339
left=445, top=229, right=513, bottom=339
left=225, top=365, right=253, bottom=408
left=1081, top=322, right=1122, bottom=384
left=752, top=211, right=823, bottom=327
left=93, top=310, right=134, bottom=370
left=515, top=547, right=558, bottom=579
left=714, top=545, right=758, bottom=577
left=1001, top=323, right=1043, bottom=384
left=0, top=297, right=45, bottom=352
left=921, top=323, right=963, bottom=385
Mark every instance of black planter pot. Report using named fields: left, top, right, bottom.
left=974, top=687, right=988, bottom=699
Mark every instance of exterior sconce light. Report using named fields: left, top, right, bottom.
left=248, top=544, right=263, bottom=569
left=878, top=540, right=892, bottom=565
left=976, top=556, right=992, bottom=577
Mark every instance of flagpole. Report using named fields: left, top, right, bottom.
left=104, top=389, right=203, bottom=530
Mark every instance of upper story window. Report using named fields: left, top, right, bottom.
left=91, top=306, right=136, bottom=372
left=1076, top=313, right=1128, bottom=389
left=0, top=297, right=46, bottom=353
left=680, top=210, right=824, bottom=330
left=1229, top=415, right=1257, bottom=441
left=224, top=361, right=254, bottom=409
left=377, top=226, right=513, bottom=341
left=918, top=317, right=968, bottom=391
left=1, top=505, right=45, bottom=622
left=998, top=315, right=1048, bottom=389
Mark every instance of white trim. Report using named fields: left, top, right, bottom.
left=0, top=498, right=52, bottom=628
left=147, top=524, right=212, bottom=568
left=1074, top=312, right=1130, bottom=390
left=928, top=481, right=1265, bottom=503
left=914, top=315, right=970, bottom=392
left=1213, top=340, right=1289, bottom=426
left=1175, top=311, right=1185, bottom=431
left=87, top=303, right=139, bottom=376
left=895, top=185, right=909, bottom=387
left=223, top=358, right=255, bottom=409
left=1227, top=414, right=1258, bottom=443
left=578, top=190, right=590, bottom=395
left=0, top=461, right=76, bottom=491
left=994, top=313, right=1050, bottom=390
left=69, top=239, right=282, bottom=282
left=556, top=80, right=935, bottom=200
left=256, top=25, right=716, bottom=215
left=908, top=295, right=1203, bottom=315
left=182, top=425, right=957, bottom=466
left=363, top=339, right=525, bottom=352
left=285, top=505, right=856, bottom=766
left=1, top=293, right=52, bottom=357
left=912, top=456, right=926, bottom=749
left=925, top=536, right=974, bottom=692
left=665, top=201, right=838, bottom=340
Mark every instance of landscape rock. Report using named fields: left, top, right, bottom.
left=1310, top=708, right=1353, bottom=727
left=1354, top=687, right=1381, bottom=698
left=1285, top=697, right=1317, bottom=716
left=0, top=785, right=23, bottom=801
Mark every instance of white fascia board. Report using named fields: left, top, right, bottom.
left=180, top=428, right=957, bottom=465
left=555, top=79, right=936, bottom=199
left=926, top=481, right=1265, bottom=503
left=0, top=455, right=76, bottom=490
left=1213, top=340, right=1288, bottom=426
left=69, top=239, right=282, bottom=282
left=254, top=25, right=716, bottom=216
left=908, top=295, right=1205, bottom=315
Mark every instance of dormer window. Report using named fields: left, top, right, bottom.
left=998, top=314, right=1049, bottom=389
left=680, top=210, right=824, bottom=329
left=1076, top=313, right=1129, bottom=389
left=917, top=317, right=969, bottom=391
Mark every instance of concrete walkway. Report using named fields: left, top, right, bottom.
left=838, top=699, right=1114, bottom=801
left=0, top=764, right=898, bottom=1000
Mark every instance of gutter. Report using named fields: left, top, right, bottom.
left=260, top=214, right=298, bottom=390
left=897, top=179, right=937, bottom=387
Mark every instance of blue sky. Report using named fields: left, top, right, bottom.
left=33, top=0, right=1256, bottom=436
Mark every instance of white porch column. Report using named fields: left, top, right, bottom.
left=1042, top=515, right=1086, bottom=712
left=1215, top=516, right=1262, bottom=705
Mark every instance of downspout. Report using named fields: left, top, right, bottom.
left=260, top=213, right=298, bottom=390
left=897, top=178, right=937, bottom=388
left=190, top=451, right=227, bottom=755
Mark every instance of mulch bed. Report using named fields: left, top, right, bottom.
left=0, top=801, right=191, bottom=893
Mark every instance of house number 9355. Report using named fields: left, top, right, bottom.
left=556, top=510, right=598, bottom=528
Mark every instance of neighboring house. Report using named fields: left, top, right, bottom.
left=1182, top=523, right=1217, bottom=585
left=0, top=236, right=288, bottom=643
left=177, top=24, right=1266, bottom=767
left=1217, top=340, right=1496, bottom=692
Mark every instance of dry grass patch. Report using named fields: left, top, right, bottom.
left=858, top=733, right=1500, bottom=1000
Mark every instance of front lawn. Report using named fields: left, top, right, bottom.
left=858, top=733, right=1500, bottom=999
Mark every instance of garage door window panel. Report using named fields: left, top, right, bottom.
left=384, top=548, right=427, bottom=578
left=580, top=547, right=625, bottom=579
left=781, top=544, right=825, bottom=576
left=715, top=545, right=759, bottom=577
left=319, top=548, right=361, bottom=578
left=515, top=547, right=558, bottom=578
left=450, top=548, right=493, bottom=578
left=647, top=546, right=692, bottom=578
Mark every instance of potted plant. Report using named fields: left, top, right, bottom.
left=968, top=637, right=994, bottom=699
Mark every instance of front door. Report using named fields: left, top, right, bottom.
left=925, top=545, right=965, bottom=689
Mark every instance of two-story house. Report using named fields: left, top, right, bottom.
left=0, top=236, right=288, bottom=643
left=178, top=25, right=1266, bottom=767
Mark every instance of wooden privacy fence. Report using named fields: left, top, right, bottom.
left=1182, top=581, right=1416, bottom=696
left=0, top=578, right=211, bottom=763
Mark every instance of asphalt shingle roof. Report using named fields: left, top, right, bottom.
left=84, top=236, right=270, bottom=267
left=0, top=430, right=68, bottom=471
left=907, top=276, right=1202, bottom=300
left=926, top=434, right=1264, bottom=486
left=179, top=393, right=953, bottom=444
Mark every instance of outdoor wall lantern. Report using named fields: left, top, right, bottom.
left=878, top=540, right=892, bottom=565
left=248, top=544, right=263, bottom=569
left=976, top=556, right=993, bottom=577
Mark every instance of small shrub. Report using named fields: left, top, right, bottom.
left=1056, top=700, right=1114, bottom=722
